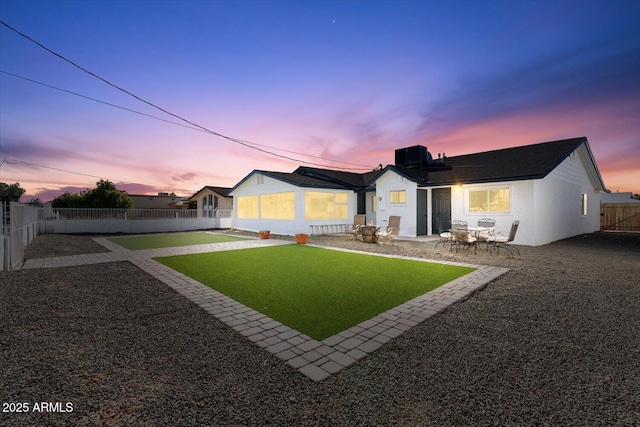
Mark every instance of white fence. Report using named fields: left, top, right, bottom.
left=2, top=202, right=39, bottom=270
left=38, top=208, right=233, bottom=234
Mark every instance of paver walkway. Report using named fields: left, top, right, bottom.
left=21, top=235, right=508, bottom=382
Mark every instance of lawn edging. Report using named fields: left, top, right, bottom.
left=137, top=240, right=509, bottom=382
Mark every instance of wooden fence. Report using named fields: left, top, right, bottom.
left=600, top=203, right=640, bottom=232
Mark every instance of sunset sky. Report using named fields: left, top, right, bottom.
left=1, top=0, right=639, bottom=202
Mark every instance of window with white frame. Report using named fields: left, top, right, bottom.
left=237, top=195, right=259, bottom=218
left=371, top=195, right=377, bottom=213
left=581, top=193, right=588, bottom=216
left=260, top=192, right=295, bottom=220
left=390, top=190, right=406, bottom=204
left=304, top=191, right=349, bottom=220
left=469, top=188, right=510, bottom=213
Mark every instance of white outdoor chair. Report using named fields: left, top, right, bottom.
left=476, top=218, right=496, bottom=250
left=448, top=220, right=478, bottom=254
left=450, top=228, right=478, bottom=255
left=345, top=214, right=366, bottom=241
left=435, top=230, right=453, bottom=249
left=489, top=220, right=520, bottom=256
left=378, top=215, right=401, bottom=245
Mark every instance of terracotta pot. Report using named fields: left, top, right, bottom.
left=295, top=233, right=308, bottom=244
left=259, top=230, right=271, bottom=239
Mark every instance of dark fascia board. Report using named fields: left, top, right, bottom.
left=229, top=170, right=352, bottom=195
left=578, top=139, right=608, bottom=191
left=188, top=185, right=232, bottom=201
left=228, top=170, right=260, bottom=195
left=294, top=167, right=372, bottom=190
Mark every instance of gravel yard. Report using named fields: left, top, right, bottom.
left=1, top=231, right=639, bottom=426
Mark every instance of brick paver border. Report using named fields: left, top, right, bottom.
left=22, top=234, right=508, bottom=382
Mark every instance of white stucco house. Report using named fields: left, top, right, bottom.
left=189, top=186, right=233, bottom=218
left=229, top=137, right=608, bottom=246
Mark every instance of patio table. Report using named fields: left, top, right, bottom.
left=468, top=226, right=495, bottom=251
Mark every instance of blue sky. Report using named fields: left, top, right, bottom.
left=1, top=0, right=639, bottom=201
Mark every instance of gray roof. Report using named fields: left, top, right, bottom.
left=230, top=137, right=606, bottom=193
left=388, top=137, right=595, bottom=186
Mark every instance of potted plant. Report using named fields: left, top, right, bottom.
left=295, top=233, right=308, bottom=244
left=259, top=230, right=271, bottom=239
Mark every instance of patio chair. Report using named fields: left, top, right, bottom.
left=450, top=228, right=478, bottom=255
left=379, top=215, right=401, bottom=244
left=489, top=220, right=520, bottom=256
left=476, top=218, right=496, bottom=250
left=345, top=214, right=366, bottom=241
left=435, top=230, right=453, bottom=249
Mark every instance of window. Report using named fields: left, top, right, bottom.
left=390, top=190, right=406, bottom=204
left=581, top=193, right=588, bottom=216
left=469, top=188, right=510, bottom=213
left=304, top=191, right=349, bottom=220
left=237, top=195, right=259, bottom=218
left=371, top=195, right=377, bottom=213
left=260, top=192, right=295, bottom=220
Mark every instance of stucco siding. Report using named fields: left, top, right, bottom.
left=374, top=171, right=417, bottom=236
left=452, top=180, right=534, bottom=245
left=538, top=152, right=602, bottom=243
left=231, top=173, right=357, bottom=236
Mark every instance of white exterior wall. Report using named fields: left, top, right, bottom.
left=452, top=180, right=534, bottom=245
left=532, top=148, right=602, bottom=245
left=374, top=171, right=418, bottom=237
left=231, top=173, right=357, bottom=236
left=452, top=147, right=602, bottom=246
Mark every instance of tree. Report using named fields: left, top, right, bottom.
left=0, top=182, right=26, bottom=202
left=26, top=198, right=44, bottom=207
left=51, top=191, right=86, bottom=208
left=633, top=193, right=640, bottom=200
left=51, top=180, right=134, bottom=209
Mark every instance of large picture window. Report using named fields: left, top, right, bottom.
left=237, top=195, right=259, bottom=218
left=390, top=190, right=406, bottom=204
left=260, top=192, right=295, bottom=220
left=469, top=188, right=510, bottom=213
left=305, top=191, right=349, bottom=220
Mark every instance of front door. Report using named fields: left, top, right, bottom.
left=432, top=188, right=451, bottom=235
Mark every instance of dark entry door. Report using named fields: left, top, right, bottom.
left=417, top=189, right=428, bottom=235
left=432, top=188, right=451, bottom=235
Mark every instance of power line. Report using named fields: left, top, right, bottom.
left=0, top=70, right=372, bottom=169
left=0, top=20, right=374, bottom=171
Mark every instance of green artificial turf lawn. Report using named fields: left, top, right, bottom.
left=107, top=232, right=248, bottom=250
left=155, top=245, right=475, bottom=340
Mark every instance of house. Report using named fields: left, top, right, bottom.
left=601, top=191, right=640, bottom=204
left=230, top=167, right=378, bottom=236
left=129, top=193, right=188, bottom=209
left=229, top=137, right=607, bottom=246
left=189, top=186, right=233, bottom=218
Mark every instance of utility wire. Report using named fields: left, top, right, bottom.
left=0, top=70, right=371, bottom=168
left=0, top=20, right=374, bottom=171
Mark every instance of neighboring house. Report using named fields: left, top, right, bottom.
left=229, top=137, right=608, bottom=246
left=189, top=186, right=233, bottom=218
left=129, top=193, right=188, bottom=209
left=601, top=191, right=640, bottom=203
